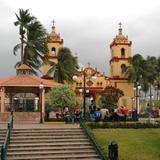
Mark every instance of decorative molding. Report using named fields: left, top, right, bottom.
left=110, top=57, right=132, bottom=63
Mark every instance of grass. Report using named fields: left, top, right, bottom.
left=91, top=128, right=160, bottom=160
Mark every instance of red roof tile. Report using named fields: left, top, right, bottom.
left=0, top=75, right=61, bottom=87
left=16, top=64, right=32, bottom=70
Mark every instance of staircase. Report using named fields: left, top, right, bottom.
left=0, top=128, right=7, bottom=158
left=7, top=124, right=101, bottom=160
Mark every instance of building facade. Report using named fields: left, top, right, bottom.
left=44, top=22, right=134, bottom=110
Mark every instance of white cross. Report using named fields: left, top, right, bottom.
left=52, top=19, right=55, bottom=25
left=118, top=22, right=122, bottom=28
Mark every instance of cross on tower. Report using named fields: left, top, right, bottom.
left=118, top=22, right=122, bottom=29
left=52, top=19, right=55, bottom=25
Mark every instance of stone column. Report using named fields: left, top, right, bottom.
left=42, top=88, right=45, bottom=114
left=0, top=87, right=5, bottom=112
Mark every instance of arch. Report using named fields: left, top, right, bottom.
left=121, top=48, right=125, bottom=57
left=51, top=47, right=56, bottom=55
left=121, top=64, right=127, bottom=73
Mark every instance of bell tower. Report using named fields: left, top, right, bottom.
left=109, top=23, right=132, bottom=78
left=43, top=20, right=63, bottom=76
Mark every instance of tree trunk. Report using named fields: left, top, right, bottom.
left=21, top=35, right=24, bottom=64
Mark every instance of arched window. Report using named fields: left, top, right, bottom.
left=121, top=48, right=125, bottom=57
left=121, top=64, right=126, bottom=73
left=51, top=47, right=56, bottom=55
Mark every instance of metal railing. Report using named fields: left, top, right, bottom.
left=80, top=120, right=107, bottom=160
left=1, top=115, right=13, bottom=160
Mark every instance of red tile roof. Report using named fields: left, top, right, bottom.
left=0, top=75, right=61, bottom=87
left=16, top=64, right=32, bottom=70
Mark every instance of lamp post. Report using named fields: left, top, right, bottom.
left=133, top=83, right=141, bottom=115
left=73, top=72, right=86, bottom=118
left=39, top=83, right=44, bottom=123
left=73, top=70, right=96, bottom=119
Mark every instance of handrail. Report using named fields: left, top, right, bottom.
left=1, top=115, right=13, bottom=160
left=80, top=120, right=107, bottom=160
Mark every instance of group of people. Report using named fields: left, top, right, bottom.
left=89, top=100, right=131, bottom=122
left=64, top=100, right=160, bottom=123
left=64, top=108, right=82, bottom=123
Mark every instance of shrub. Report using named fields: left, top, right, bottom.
left=87, top=122, right=160, bottom=129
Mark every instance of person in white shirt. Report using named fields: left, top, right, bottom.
left=100, top=107, right=109, bottom=120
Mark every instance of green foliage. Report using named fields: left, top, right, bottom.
left=98, top=93, right=119, bottom=110
left=47, top=47, right=79, bottom=83
left=87, top=122, right=160, bottom=129
left=153, top=101, right=160, bottom=108
left=14, top=8, right=48, bottom=74
left=46, top=85, right=76, bottom=111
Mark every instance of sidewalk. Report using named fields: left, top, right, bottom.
left=139, top=117, right=160, bottom=123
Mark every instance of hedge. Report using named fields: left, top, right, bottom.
left=87, top=122, right=160, bottom=129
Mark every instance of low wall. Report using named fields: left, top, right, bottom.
left=0, top=112, right=10, bottom=122
left=0, top=112, right=40, bottom=122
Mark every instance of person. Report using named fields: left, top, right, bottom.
left=64, top=111, right=72, bottom=123
left=74, top=109, right=82, bottom=122
left=94, top=108, right=101, bottom=122
left=100, top=106, right=109, bottom=120
left=89, top=100, right=96, bottom=120
left=158, top=107, right=160, bottom=118
left=109, top=109, right=118, bottom=121
left=146, top=103, right=152, bottom=123
left=120, top=106, right=127, bottom=120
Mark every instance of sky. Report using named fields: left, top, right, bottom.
left=0, top=0, right=160, bottom=77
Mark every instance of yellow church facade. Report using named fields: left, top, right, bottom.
left=43, top=22, right=134, bottom=110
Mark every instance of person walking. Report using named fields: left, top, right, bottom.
left=89, top=100, right=96, bottom=120
left=94, top=108, right=101, bottom=122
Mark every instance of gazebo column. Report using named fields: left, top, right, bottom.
left=9, top=93, right=13, bottom=114
left=42, top=88, right=45, bottom=116
left=0, top=87, right=5, bottom=112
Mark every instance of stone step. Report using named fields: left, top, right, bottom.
left=7, top=149, right=96, bottom=157
left=10, top=138, right=88, bottom=144
left=8, top=145, right=94, bottom=152
left=11, top=135, right=87, bottom=140
left=7, top=153, right=100, bottom=160
left=9, top=142, right=91, bottom=148
left=11, top=132, right=85, bottom=137
left=13, top=128, right=82, bottom=131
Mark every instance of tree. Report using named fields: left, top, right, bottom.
left=98, top=93, right=120, bottom=110
left=14, top=9, right=48, bottom=74
left=125, top=54, right=145, bottom=83
left=46, top=85, right=76, bottom=114
left=14, top=9, right=35, bottom=64
left=47, top=47, right=79, bottom=83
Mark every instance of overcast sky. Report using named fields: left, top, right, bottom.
left=0, top=0, right=160, bottom=77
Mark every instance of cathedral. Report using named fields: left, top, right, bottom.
left=43, top=22, right=134, bottom=110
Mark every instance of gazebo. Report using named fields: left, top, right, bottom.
left=0, top=64, right=60, bottom=122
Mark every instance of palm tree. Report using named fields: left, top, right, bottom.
left=145, top=56, right=158, bottom=107
left=14, top=9, right=35, bottom=64
left=14, top=9, right=48, bottom=74
left=125, top=54, right=144, bottom=83
left=47, top=47, right=79, bottom=83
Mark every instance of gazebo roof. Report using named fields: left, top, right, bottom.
left=16, top=64, right=32, bottom=71
left=0, top=75, right=61, bottom=87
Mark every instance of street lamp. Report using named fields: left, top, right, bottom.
left=133, top=83, right=141, bottom=115
left=39, top=83, right=44, bottom=123
left=73, top=72, right=86, bottom=118
left=73, top=70, right=96, bottom=119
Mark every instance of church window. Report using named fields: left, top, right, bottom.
left=51, top=47, right=56, bottom=55
left=121, top=48, right=125, bottom=57
left=121, top=64, right=127, bottom=73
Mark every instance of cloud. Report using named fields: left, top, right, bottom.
left=0, top=0, right=160, bottom=77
